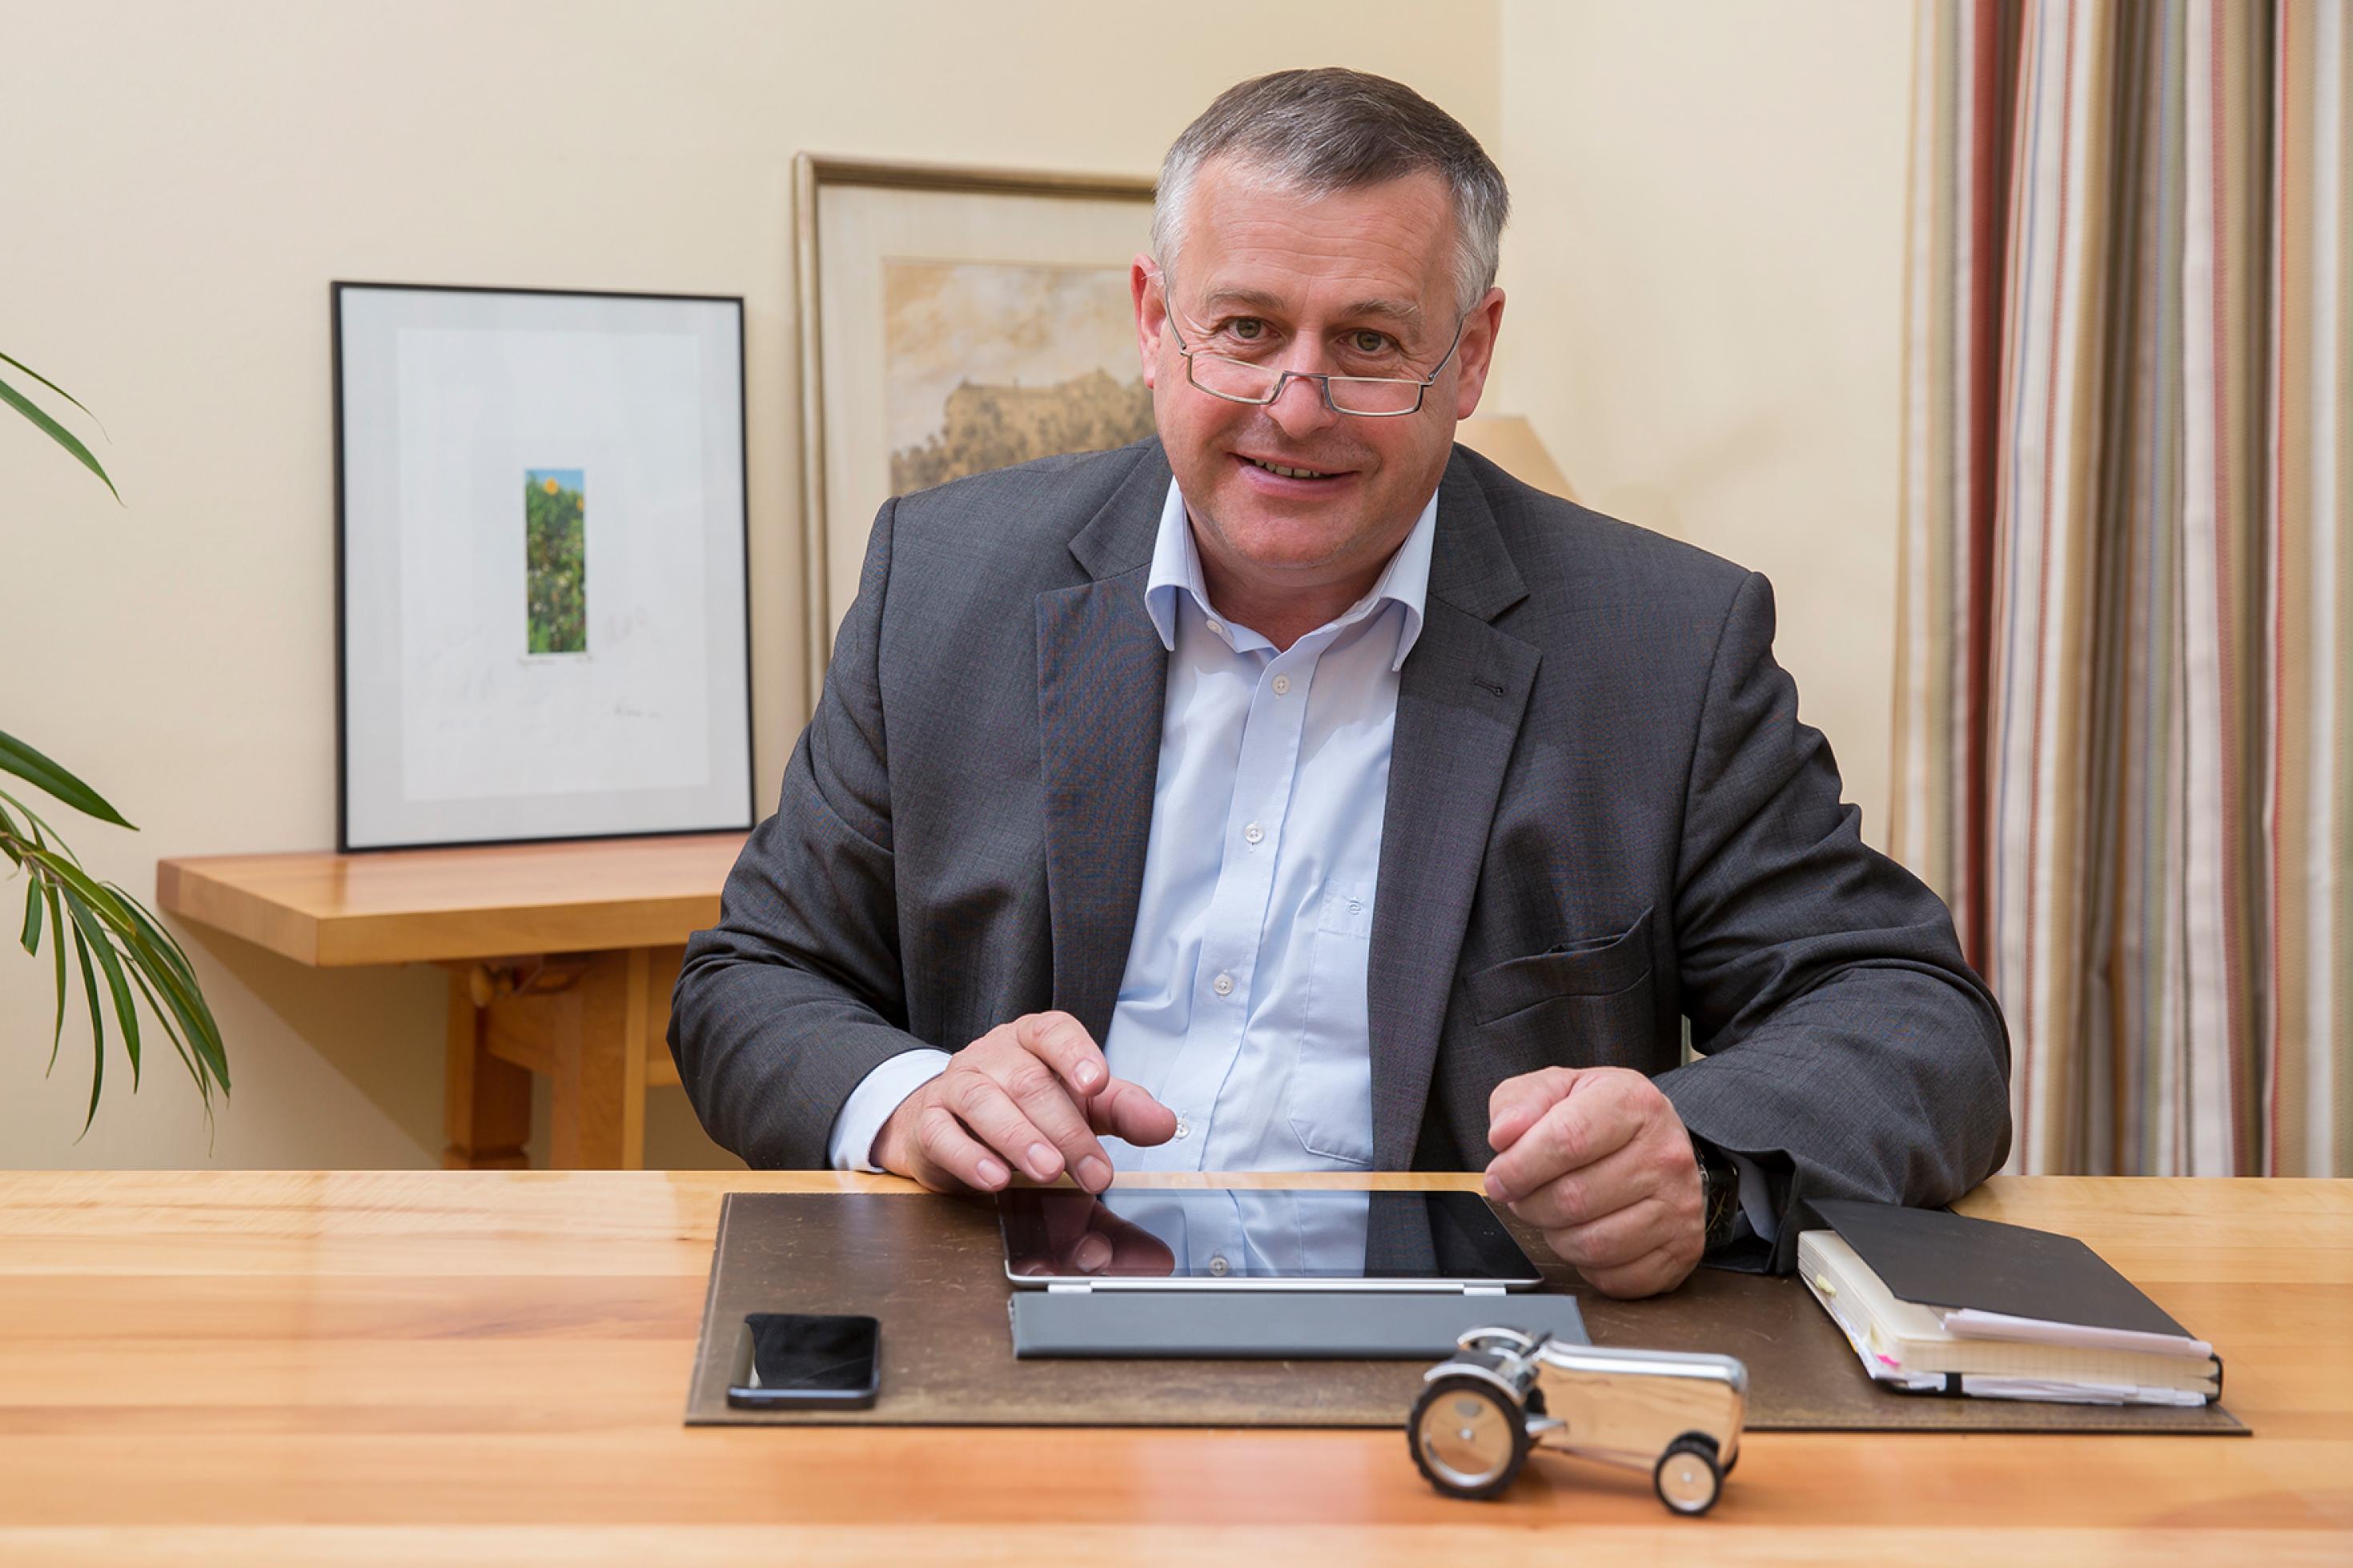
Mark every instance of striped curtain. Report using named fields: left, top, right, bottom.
left=1892, top=0, right=2350, bottom=1177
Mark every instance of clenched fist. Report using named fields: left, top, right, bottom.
left=1482, top=1065, right=1705, bottom=1299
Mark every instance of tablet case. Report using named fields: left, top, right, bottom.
left=1008, top=1286, right=1589, bottom=1358
left=681, top=1191, right=2244, bottom=1433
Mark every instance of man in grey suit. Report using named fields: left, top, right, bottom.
left=672, top=68, right=2010, bottom=1297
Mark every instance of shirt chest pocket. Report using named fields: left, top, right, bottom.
left=1286, top=884, right=1377, bottom=1167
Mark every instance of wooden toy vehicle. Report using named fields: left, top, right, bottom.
left=1407, top=1326, right=1747, bottom=1514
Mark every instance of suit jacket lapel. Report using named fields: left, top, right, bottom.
left=1370, top=450, right=1537, bottom=1168
left=1037, top=443, right=1171, bottom=1044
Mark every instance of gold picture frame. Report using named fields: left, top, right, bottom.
left=793, top=154, right=1157, bottom=710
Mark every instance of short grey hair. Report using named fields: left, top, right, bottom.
left=1152, top=68, right=1510, bottom=318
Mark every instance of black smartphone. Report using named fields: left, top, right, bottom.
left=725, top=1312, right=881, bottom=1410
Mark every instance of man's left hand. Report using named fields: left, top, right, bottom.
left=1482, top=1066, right=1705, bottom=1299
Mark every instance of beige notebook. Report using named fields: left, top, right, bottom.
left=1799, top=1229, right=2220, bottom=1402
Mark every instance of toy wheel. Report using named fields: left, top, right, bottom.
left=1653, top=1434, right=1723, bottom=1517
left=1408, top=1376, right=1528, bottom=1501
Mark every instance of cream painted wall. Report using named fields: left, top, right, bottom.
left=1491, top=0, right=1915, bottom=852
left=0, top=0, right=1499, bottom=1169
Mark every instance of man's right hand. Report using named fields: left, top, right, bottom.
left=872, top=1011, right=1178, bottom=1193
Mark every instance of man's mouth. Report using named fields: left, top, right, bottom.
left=1240, top=455, right=1344, bottom=480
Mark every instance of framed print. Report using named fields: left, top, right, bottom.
left=794, top=155, right=1156, bottom=708
left=332, top=282, right=754, bottom=852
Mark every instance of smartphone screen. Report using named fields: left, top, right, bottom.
left=725, top=1312, right=881, bottom=1409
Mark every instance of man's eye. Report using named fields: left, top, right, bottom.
left=1350, top=331, right=1393, bottom=355
left=1230, top=319, right=1265, bottom=340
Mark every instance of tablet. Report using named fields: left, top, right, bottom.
left=998, top=1187, right=1546, bottom=1293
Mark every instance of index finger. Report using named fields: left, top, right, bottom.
left=1484, top=1089, right=1641, bottom=1205
left=1012, top=1011, right=1110, bottom=1098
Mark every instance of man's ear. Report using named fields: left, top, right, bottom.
left=1131, top=255, right=1166, bottom=390
left=1452, top=287, right=1507, bottom=420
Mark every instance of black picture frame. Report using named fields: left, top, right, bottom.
left=331, top=280, right=757, bottom=852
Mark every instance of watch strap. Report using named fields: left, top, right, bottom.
left=1690, top=1131, right=1742, bottom=1253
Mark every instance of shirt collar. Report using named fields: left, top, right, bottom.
left=1143, top=477, right=1437, bottom=672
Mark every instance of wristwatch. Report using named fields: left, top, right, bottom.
left=1689, top=1132, right=1742, bottom=1254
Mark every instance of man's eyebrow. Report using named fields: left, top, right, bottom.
left=1194, top=287, right=1425, bottom=327
left=1339, top=297, right=1424, bottom=327
left=1197, top=287, right=1293, bottom=315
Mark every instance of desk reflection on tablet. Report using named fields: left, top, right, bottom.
left=999, top=1189, right=1542, bottom=1285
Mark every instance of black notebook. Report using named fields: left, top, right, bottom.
left=1809, top=1199, right=2194, bottom=1337
left=1800, top=1199, right=2219, bottom=1406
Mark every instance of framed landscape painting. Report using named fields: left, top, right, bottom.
left=794, top=155, right=1156, bottom=708
left=333, top=282, right=754, bottom=851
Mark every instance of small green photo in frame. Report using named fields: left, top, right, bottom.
left=524, top=466, right=587, bottom=656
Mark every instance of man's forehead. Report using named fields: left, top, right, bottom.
left=1178, top=160, right=1456, bottom=319
left=1192, top=151, right=1452, bottom=215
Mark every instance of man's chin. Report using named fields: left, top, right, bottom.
left=1202, top=519, right=1365, bottom=579
left=1203, top=480, right=1369, bottom=558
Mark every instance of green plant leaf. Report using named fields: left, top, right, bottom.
left=67, top=921, right=104, bottom=1134
left=53, top=871, right=182, bottom=1094
left=0, top=350, right=110, bottom=435
left=0, top=733, right=132, bottom=828
left=0, top=734, right=230, bottom=1120
left=62, top=888, right=139, bottom=1090
left=114, top=896, right=226, bottom=1092
left=18, top=844, right=110, bottom=916
left=74, top=870, right=227, bottom=1095
left=126, top=962, right=204, bottom=1096
left=0, top=788, right=64, bottom=863
left=0, top=374, right=121, bottom=504
left=14, top=848, right=162, bottom=1093
left=0, top=815, right=76, bottom=1077
left=44, top=884, right=66, bottom=1074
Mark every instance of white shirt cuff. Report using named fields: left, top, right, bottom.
left=1729, top=1152, right=1779, bottom=1244
left=825, top=1049, right=954, bottom=1172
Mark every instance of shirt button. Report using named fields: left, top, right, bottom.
left=1243, top=823, right=1263, bottom=845
left=1271, top=674, right=1291, bottom=696
left=1174, top=1117, right=1192, bottom=1140
left=1205, top=618, right=1224, bottom=637
left=1211, top=972, right=1235, bottom=997
left=1208, top=1255, right=1230, bottom=1277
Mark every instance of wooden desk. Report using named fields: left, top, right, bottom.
left=156, top=835, right=745, bottom=1169
left=0, top=1172, right=2345, bottom=1565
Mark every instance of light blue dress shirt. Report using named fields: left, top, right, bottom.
left=826, top=475, right=1434, bottom=1173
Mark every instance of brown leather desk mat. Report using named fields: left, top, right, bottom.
left=683, top=1191, right=2243, bottom=1434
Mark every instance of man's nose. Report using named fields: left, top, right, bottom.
left=1266, top=369, right=1340, bottom=442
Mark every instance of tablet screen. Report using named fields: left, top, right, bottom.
left=997, top=1188, right=1545, bottom=1287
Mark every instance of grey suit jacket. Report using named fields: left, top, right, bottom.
left=671, top=439, right=2011, bottom=1271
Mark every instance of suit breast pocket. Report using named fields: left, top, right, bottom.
left=1463, top=907, right=1659, bottom=1073
left=1285, top=884, right=1376, bottom=1168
